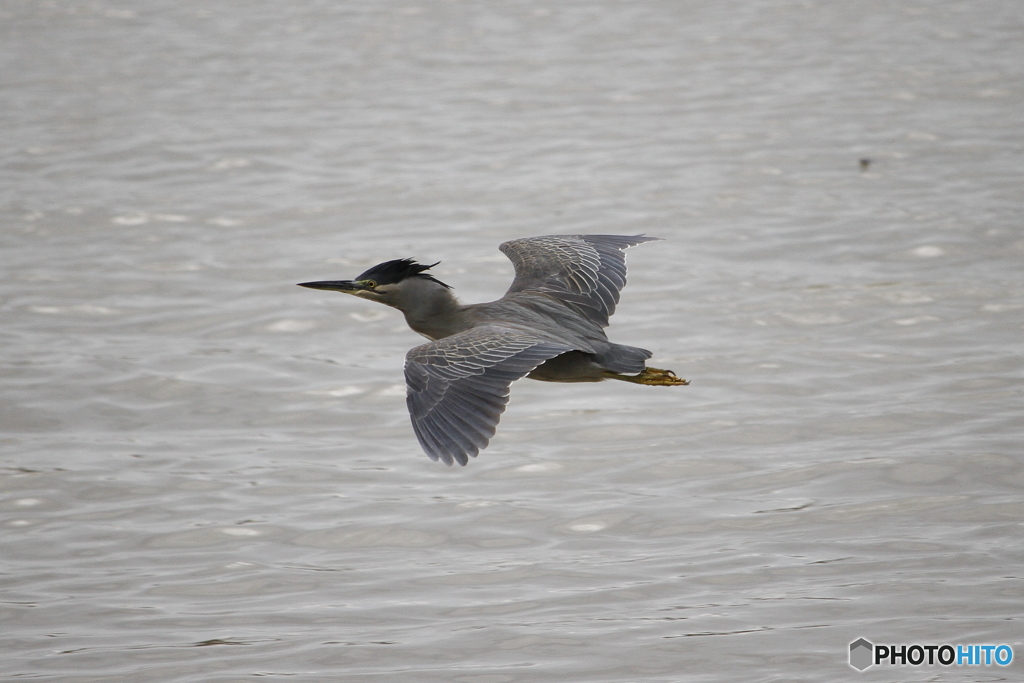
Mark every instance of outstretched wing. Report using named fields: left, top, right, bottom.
left=404, top=326, right=574, bottom=466
left=499, top=234, right=660, bottom=328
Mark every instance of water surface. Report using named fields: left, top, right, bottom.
left=2, top=1, right=1023, bottom=681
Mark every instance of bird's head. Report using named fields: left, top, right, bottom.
left=298, top=258, right=450, bottom=309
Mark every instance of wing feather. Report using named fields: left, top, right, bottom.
left=405, top=326, right=574, bottom=465
left=499, top=234, right=659, bottom=327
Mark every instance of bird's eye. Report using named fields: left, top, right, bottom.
left=362, top=280, right=377, bottom=289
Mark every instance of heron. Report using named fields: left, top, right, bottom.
left=299, top=234, right=688, bottom=466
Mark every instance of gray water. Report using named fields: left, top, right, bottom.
left=2, top=1, right=1023, bottom=681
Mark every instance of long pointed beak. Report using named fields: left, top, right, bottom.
left=297, top=280, right=365, bottom=293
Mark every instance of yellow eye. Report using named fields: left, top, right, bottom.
left=361, top=279, right=377, bottom=289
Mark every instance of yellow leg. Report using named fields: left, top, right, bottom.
left=604, top=367, right=689, bottom=386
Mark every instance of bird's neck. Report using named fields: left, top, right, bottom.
left=400, top=286, right=468, bottom=341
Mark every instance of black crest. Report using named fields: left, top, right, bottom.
left=356, top=258, right=450, bottom=288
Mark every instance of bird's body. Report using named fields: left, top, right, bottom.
left=299, top=234, right=687, bottom=465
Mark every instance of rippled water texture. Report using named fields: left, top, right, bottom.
left=2, top=1, right=1023, bottom=681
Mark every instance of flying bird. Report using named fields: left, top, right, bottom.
left=299, top=234, right=687, bottom=465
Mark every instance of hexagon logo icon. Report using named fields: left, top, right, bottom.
left=849, top=638, right=874, bottom=671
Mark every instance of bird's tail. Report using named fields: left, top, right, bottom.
left=595, top=343, right=652, bottom=374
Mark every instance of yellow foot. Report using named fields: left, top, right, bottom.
left=606, top=367, right=690, bottom=386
